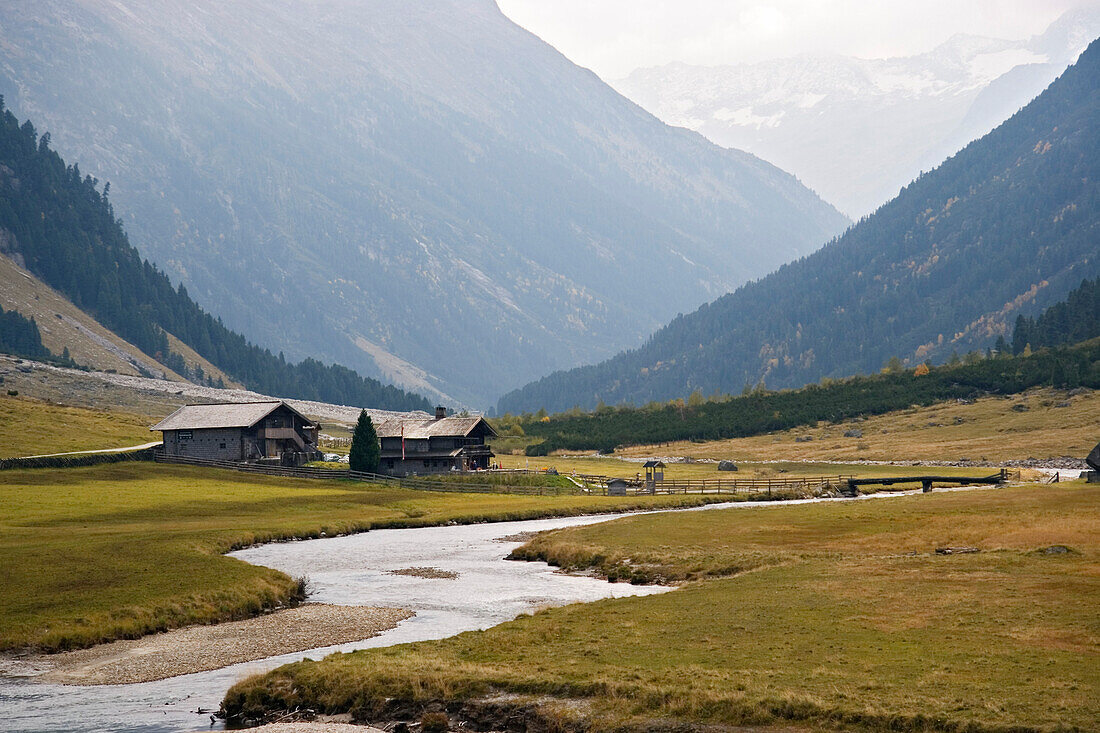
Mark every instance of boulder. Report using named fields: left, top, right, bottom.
left=717, top=460, right=738, bottom=471
left=1087, top=441, right=1100, bottom=472
left=843, top=429, right=863, bottom=438
left=795, top=436, right=813, bottom=443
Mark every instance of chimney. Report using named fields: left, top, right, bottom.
left=435, top=406, right=447, bottom=420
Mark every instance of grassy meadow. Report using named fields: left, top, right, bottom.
left=615, top=387, right=1099, bottom=464
left=225, top=483, right=1100, bottom=731
left=0, top=394, right=155, bottom=458
left=497, top=453, right=1022, bottom=484
left=0, top=462, right=731, bottom=651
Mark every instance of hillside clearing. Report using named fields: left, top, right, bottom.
left=0, top=394, right=155, bottom=459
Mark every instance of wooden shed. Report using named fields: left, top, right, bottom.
left=374, top=407, right=497, bottom=476
left=152, top=401, right=322, bottom=465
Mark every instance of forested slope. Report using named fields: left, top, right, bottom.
left=0, top=103, right=431, bottom=412
left=1012, top=277, right=1099, bottom=353
left=521, top=339, right=1100, bottom=455
left=499, top=38, right=1100, bottom=414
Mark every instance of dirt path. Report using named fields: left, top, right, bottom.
left=23, top=604, right=412, bottom=686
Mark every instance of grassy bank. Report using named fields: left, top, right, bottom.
left=0, top=395, right=154, bottom=458
left=0, top=463, right=731, bottom=652
left=224, top=483, right=1100, bottom=732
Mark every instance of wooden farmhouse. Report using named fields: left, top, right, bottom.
left=374, top=407, right=497, bottom=475
left=152, top=401, right=322, bottom=465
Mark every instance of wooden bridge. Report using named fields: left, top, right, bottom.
left=846, top=469, right=1009, bottom=494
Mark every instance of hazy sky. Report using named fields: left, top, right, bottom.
left=496, top=1, right=1082, bottom=79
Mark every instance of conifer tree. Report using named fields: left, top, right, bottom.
left=349, top=410, right=381, bottom=473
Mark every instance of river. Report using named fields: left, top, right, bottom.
left=0, top=512, right=672, bottom=733
left=0, top=490, right=947, bottom=732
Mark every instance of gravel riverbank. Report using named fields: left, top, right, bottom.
left=22, top=604, right=412, bottom=686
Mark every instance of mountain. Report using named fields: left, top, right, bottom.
left=613, top=5, right=1100, bottom=217
left=0, top=105, right=432, bottom=412
left=0, top=249, right=236, bottom=383
left=497, top=38, right=1100, bottom=416
left=0, top=0, right=847, bottom=408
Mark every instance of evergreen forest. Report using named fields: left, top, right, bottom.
left=0, top=306, right=51, bottom=362
left=0, top=102, right=431, bottom=412
left=1012, top=278, right=1099, bottom=353
left=521, top=338, right=1100, bottom=455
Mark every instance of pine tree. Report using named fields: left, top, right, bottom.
left=349, top=410, right=381, bottom=473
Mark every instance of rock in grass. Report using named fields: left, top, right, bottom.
left=1087, top=441, right=1100, bottom=472
left=843, top=429, right=863, bottom=438
left=717, top=460, right=738, bottom=471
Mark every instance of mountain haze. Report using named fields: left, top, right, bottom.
left=0, top=0, right=847, bottom=407
left=0, top=105, right=431, bottom=412
left=498, top=38, right=1100, bottom=415
left=615, top=6, right=1100, bottom=217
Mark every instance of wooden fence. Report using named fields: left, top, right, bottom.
left=151, top=454, right=849, bottom=497
left=154, top=454, right=576, bottom=495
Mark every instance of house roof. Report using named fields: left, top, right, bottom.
left=151, top=401, right=311, bottom=432
left=643, top=460, right=666, bottom=468
left=374, top=415, right=497, bottom=440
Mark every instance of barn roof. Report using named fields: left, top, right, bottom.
left=374, top=415, right=497, bottom=440
left=151, top=401, right=311, bottom=432
left=642, top=460, right=666, bottom=468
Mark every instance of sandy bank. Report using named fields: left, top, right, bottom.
left=28, top=604, right=412, bottom=686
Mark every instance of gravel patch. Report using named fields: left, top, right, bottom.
left=388, top=566, right=459, bottom=579
left=32, top=604, right=413, bottom=686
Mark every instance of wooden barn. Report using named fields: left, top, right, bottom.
left=375, top=407, right=497, bottom=475
left=152, top=401, right=322, bottom=465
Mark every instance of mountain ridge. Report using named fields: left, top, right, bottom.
left=498, top=37, right=1100, bottom=415
left=613, top=5, right=1100, bottom=216
left=0, top=105, right=433, bottom=412
left=0, top=0, right=847, bottom=407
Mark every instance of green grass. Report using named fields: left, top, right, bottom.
left=225, top=483, right=1100, bottom=732
left=0, top=462, right=733, bottom=651
left=498, top=453, right=1017, bottom=484
left=0, top=394, right=155, bottom=458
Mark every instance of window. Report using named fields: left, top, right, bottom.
left=219, top=442, right=227, bottom=450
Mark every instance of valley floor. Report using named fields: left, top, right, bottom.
left=0, top=462, right=724, bottom=653
left=225, top=481, right=1100, bottom=732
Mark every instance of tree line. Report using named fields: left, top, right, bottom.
left=519, top=338, right=1100, bottom=455
left=1012, top=278, right=1098, bottom=354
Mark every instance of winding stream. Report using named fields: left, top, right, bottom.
left=0, top=489, right=946, bottom=732
left=0, top=513, right=671, bottom=733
